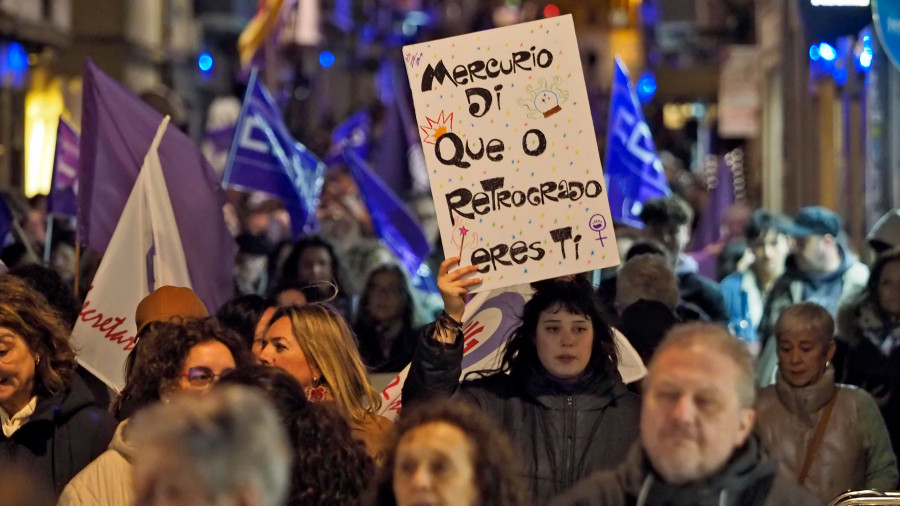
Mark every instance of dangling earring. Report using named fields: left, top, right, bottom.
left=305, top=372, right=331, bottom=403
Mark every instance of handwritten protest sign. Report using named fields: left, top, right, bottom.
left=404, top=15, right=619, bottom=292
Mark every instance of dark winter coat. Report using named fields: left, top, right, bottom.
left=0, top=375, right=117, bottom=496
left=354, top=322, right=422, bottom=373
left=836, top=297, right=900, bottom=462
left=402, top=324, right=642, bottom=504
left=550, top=437, right=823, bottom=506
left=597, top=260, right=729, bottom=325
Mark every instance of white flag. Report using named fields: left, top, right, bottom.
left=378, top=284, right=646, bottom=420
left=71, top=117, right=194, bottom=390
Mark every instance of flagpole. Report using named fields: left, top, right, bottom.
left=264, top=35, right=278, bottom=96
left=11, top=217, right=39, bottom=264
left=222, top=69, right=257, bottom=190
left=43, top=214, right=53, bottom=264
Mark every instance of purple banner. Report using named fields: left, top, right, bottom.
left=47, top=117, right=79, bottom=217
left=78, top=60, right=236, bottom=311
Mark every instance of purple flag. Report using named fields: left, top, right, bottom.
left=328, top=109, right=372, bottom=163
left=204, top=124, right=237, bottom=154
left=223, top=69, right=325, bottom=238
left=78, top=60, right=236, bottom=311
left=687, top=155, right=737, bottom=279
left=47, top=117, right=79, bottom=217
left=604, top=57, right=670, bottom=228
left=0, top=192, right=12, bottom=248
left=690, top=156, right=736, bottom=251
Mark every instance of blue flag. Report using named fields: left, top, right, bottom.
left=341, top=149, right=431, bottom=275
left=224, top=69, right=325, bottom=239
left=0, top=193, right=12, bottom=248
left=329, top=109, right=372, bottom=163
left=604, top=57, right=670, bottom=228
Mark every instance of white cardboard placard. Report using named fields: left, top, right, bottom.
left=403, top=15, right=619, bottom=291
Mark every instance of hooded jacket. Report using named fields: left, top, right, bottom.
left=403, top=323, right=642, bottom=505
left=550, top=437, right=823, bottom=506
left=755, top=368, right=898, bottom=502
left=0, top=375, right=117, bottom=496
left=57, top=420, right=136, bottom=506
left=756, top=248, right=869, bottom=386
left=673, top=254, right=730, bottom=323
left=867, top=209, right=900, bottom=250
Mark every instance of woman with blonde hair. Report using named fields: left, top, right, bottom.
left=255, top=303, right=392, bottom=459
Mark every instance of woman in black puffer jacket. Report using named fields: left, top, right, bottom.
left=0, top=276, right=116, bottom=495
left=402, top=259, right=641, bottom=504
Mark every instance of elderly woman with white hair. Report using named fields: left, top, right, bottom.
left=756, top=302, right=897, bottom=502
left=130, top=385, right=292, bottom=506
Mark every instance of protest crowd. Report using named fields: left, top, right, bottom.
left=1, top=2, right=900, bottom=506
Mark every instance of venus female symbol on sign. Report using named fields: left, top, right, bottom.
left=589, top=213, right=608, bottom=247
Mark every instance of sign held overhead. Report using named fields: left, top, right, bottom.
left=404, top=15, right=619, bottom=292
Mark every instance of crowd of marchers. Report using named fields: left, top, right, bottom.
left=1, top=195, right=899, bottom=506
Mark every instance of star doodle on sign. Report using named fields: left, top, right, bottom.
left=457, top=224, right=470, bottom=261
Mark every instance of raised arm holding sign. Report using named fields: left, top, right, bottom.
left=397, top=18, right=640, bottom=504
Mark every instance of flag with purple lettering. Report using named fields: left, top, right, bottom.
left=72, top=117, right=195, bottom=390
left=78, top=60, right=235, bottom=311
left=342, top=149, right=431, bottom=274
left=605, top=57, right=670, bottom=228
left=47, top=117, right=79, bottom=217
left=224, top=69, right=325, bottom=238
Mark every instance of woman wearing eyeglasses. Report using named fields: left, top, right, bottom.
left=58, top=317, right=251, bottom=506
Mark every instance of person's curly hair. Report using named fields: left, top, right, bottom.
left=368, top=400, right=528, bottom=506
left=220, top=366, right=375, bottom=506
left=0, top=275, right=76, bottom=398
left=112, top=317, right=252, bottom=419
